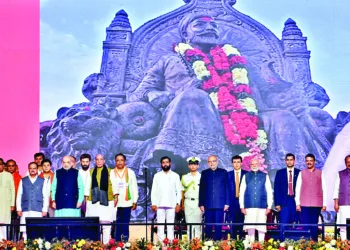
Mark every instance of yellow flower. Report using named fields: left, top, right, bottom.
left=238, top=97, right=258, bottom=114
left=209, top=92, right=219, bottom=108
left=268, top=238, right=274, bottom=243
left=232, top=68, right=249, bottom=84
left=222, top=44, right=241, bottom=56
left=268, top=246, right=272, bottom=250
left=12, top=248, right=16, bottom=250
left=73, top=245, right=76, bottom=249
left=81, top=240, right=86, bottom=245
left=77, top=242, right=83, bottom=247
left=175, top=43, right=193, bottom=55
left=192, top=60, right=210, bottom=79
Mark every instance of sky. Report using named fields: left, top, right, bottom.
left=40, top=0, right=350, bottom=121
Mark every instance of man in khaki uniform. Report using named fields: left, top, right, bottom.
left=181, top=157, right=202, bottom=239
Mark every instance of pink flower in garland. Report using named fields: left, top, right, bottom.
left=229, top=55, right=247, bottom=65
left=232, top=85, right=252, bottom=94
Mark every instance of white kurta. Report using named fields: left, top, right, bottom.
left=16, top=176, right=49, bottom=232
left=333, top=173, right=350, bottom=226
left=151, top=170, right=182, bottom=208
left=323, top=123, right=350, bottom=210
left=79, top=169, right=90, bottom=190
left=181, top=172, right=202, bottom=239
left=110, top=167, right=139, bottom=208
left=239, top=174, right=273, bottom=232
left=294, top=170, right=327, bottom=207
left=0, top=171, right=15, bottom=223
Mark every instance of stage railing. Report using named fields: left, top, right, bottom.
left=2, top=221, right=349, bottom=242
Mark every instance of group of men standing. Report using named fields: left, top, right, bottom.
left=0, top=153, right=139, bottom=244
left=1, top=152, right=349, bottom=242
left=150, top=153, right=350, bottom=243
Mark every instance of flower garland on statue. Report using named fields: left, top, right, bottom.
left=174, top=43, right=268, bottom=171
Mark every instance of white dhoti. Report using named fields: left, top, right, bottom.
left=243, top=208, right=267, bottom=232
left=86, top=201, right=115, bottom=244
left=184, top=199, right=202, bottom=239
left=337, top=206, right=350, bottom=240
left=20, top=211, right=43, bottom=240
left=0, top=225, right=7, bottom=240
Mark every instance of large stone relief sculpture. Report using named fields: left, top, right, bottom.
left=40, top=0, right=348, bottom=221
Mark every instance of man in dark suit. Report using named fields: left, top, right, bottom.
left=227, top=155, right=247, bottom=239
left=199, top=155, right=230, bottom=241
left=274, top=153, right=300, bottom=230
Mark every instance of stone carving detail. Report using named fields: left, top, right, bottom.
left=40, top=0, right=347, bottom=221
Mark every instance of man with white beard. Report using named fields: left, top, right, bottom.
left=239, top=159, right=273, bottom=243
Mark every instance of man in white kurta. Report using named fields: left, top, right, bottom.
left=110, top=153, right=139, bottom=241
left=17, top=162, right=49, bottom=240
left=85, top=154, right=115, bottom=244
left=239, top=159, right=273, bottom=243
left=79, top=153, right=92, bottom=217
left=333, top=155, right=350, bottom=240
left=151, top=156, right=182, bottom=243
left=181, top=157, right=202, bottom=240
left=0, top=159, right=15, bottom=240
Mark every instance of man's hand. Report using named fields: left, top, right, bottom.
left=275, top=205, right=281, bottom=212
left=132, top=203, right=137, bottom=211
left=148, top=91, right=171, bottom=109
left=42, top=212, right=47, bottom=217
left=114, top=198, right=118, bottom=208
left=17, top=211, right=22, bottom=217
left=151, top=205, right=158, bottom=212
left=76, top=202, right=82, bottom=208
left=296, top=205, right=301, bottom=212
left=266, top=208, right=271, bottom=215
left=11, top=206, right=15, bottom=212
left=241, top=208, right=246, bottom=215
left=224, top=205, right=229, bottom=211
left=200, top=206, right=205, bottom=213
left=175, top=205, right=181, bottom=213
left=334, top=203, right=339, bottom=213
left=321, top=206, right=326, bottom=212
left=52, top=201, right=56, bottom=209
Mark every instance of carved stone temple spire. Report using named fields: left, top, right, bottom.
left=281, top=18, right=312, bottom=84
left=97, top=9, right=132, bottom=103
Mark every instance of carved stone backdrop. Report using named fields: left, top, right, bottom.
left=40, top=0, right=348, bottom=221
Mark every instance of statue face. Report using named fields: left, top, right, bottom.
left=184, top=16, right=219, bottom=46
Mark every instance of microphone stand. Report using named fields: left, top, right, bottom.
left=144, top=167, right=148, bottom=241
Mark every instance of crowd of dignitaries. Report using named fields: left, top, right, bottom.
left=0, top=152, right=350, bottom=243
left=0, top=153, right=138, bottom=244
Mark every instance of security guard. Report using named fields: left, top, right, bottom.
left=181, top=157, right=202, bottom=239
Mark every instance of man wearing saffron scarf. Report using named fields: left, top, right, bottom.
left=110, top=153, right=138, bottom=241
left=0, top=158, right=15, bottom=240
left=6, top=159, right=22, bottom=240
left=51, top=156, right=84, bottom=217
left=85, top=154, right=115, bottom=244
left=39, top=159, right=55, bottom=217
left=239, top=159, right=273, bottom=243
left=295, top=153, right=327, bottom=241
left=17, top=162, right=48, bottom=240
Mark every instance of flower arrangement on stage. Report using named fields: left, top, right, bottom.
left=2, top=236, right=350, bottom=250
left=174, top=43, right=268, bottom=171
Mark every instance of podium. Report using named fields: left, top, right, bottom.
left=26, top=217, right=100, bottom=241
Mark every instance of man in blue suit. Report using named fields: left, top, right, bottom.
left=274, top=153, right=300, bottom=229
left=227, top=155, right=247, bottom=239
left=199, top=155, right=230, bottom=240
